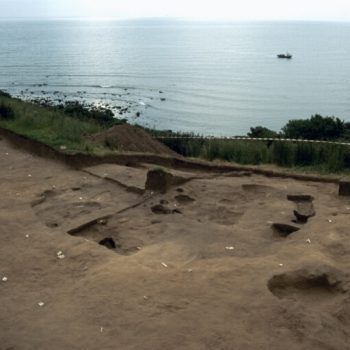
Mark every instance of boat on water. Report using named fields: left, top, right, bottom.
left=277, top=53, right=292, bottom=59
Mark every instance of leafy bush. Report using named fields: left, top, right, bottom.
left=0, top=103, right=15, bottom=120
left=0, top=90, right=11, bottom=98
left=248, top=126, right=279, bottom=138
left=282, top=114, right=344, bottom=140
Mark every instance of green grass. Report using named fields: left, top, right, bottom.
left=159, top=137, right=350, bottom=174
left=0, top=96, right=105, bottom=153
left=2, top=93, right=350, bottom=174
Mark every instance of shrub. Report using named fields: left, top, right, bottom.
left=0, top=90, right=11, bottom=98
left=282, top=114, right=344, bottom=140
left=0, top=103, right=15, bottom=120
left=248, top=126, right=279, bottom=138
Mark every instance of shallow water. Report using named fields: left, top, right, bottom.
left=0, top=20, right=349, bottom=135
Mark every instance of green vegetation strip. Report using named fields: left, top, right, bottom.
left=156, top=137, right=350, bottom=174
left=155, top=136, right=350, bottom=147
left=1, top=90, right=350, bottom=174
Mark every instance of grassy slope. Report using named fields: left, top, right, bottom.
left=0, top=96, right=105, bottom=153
left=1, top=95, right=350, bottom=174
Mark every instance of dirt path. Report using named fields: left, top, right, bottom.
left=0, top=136, right=349, bottom=350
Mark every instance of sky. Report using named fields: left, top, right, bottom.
left=1, top=0, right=350, bottom=21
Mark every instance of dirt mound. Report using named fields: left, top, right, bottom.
left=88, top=124, right=177, bottom=156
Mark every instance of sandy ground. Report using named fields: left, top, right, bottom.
left=0, top=136, right=350, bottom=350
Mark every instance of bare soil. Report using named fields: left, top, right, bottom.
left=87, top=124, right=177, bottom=156
left=0, top=136, right=350, bottom=350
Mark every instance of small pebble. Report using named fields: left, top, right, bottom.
left=28, top=174, right=32, bottom=177
left=57, top=251, right=65, bottom=259
left=279, top=264, right=284, bottom=267
left=187, top=269, right=193, bottom=273
left=225, top=246, right=235, bottom=251
left=79, top=197, right=83, bottom=201
left=306, top=238, right=311, bottom=244
left=25, top=234, right=29, bottom=238
left=328, top=219, right=333, bottom=223
left=143, top=296, right=149, bottom=300
left=161, top=262, right=168, bottom=268
left=38, top=302, right=45, bottom=307
left=100, top=327, right=104, bottom=333
left=2, top=277, right=8, bottom=282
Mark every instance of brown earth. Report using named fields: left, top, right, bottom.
left=87, top=124, right=177, bottom=155
left=0, top=135, right=350, bottom=350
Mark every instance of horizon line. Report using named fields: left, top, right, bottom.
left=0, top=16, right=350, bottom=23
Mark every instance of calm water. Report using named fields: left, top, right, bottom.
left=0, top=20, right=350, bottom=136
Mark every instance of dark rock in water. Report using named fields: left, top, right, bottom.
left=99, top=237, right=116, bottom=250
left=293, top=202, right=316, bottom=223
left=272, top=223, right=300, bottom=237
left=160, top=98, right=166, bottom=102
left=287, top=194, right=314, bottom=202
left=339, top=181, right=350, bottom=196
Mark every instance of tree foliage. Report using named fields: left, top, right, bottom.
left=282, top=114, right=344, bottom=140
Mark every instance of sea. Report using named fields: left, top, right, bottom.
left=0, top=19, right=350, bottom=136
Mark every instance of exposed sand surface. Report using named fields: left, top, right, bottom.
left=0, top=136, right=350, bottom=350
